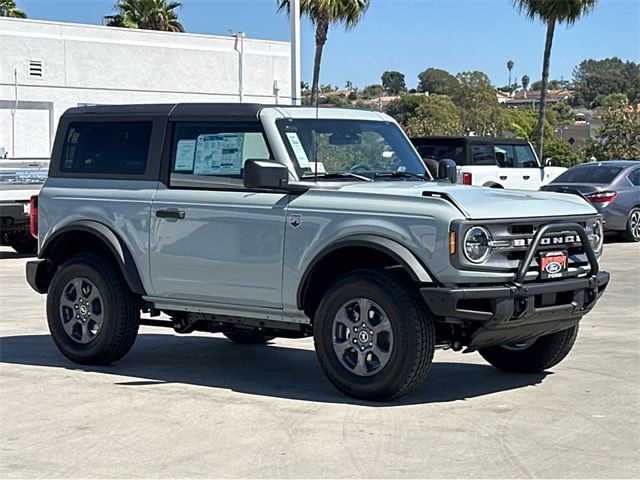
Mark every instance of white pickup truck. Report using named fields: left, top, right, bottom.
left=411, top=136, right=566, bottom=190
left=0, top=158, right=48, bottom=253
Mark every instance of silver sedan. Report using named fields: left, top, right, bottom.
left=541, top=160, right=640, bottom=242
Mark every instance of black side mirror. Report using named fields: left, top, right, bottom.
left=437, top=159, right=457, bottom=183
left=544, top=157, right=554, bottom=167
left=243, top=159, right=289, bottom=190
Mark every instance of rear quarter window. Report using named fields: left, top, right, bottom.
left=60, top=121, right=152, bottom=175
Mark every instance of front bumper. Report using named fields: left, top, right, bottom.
left=421, top=271, right=609, bottom=350
left=422, top=221, right=610, bottom=351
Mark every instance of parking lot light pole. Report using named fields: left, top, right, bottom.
left=290, top=0, right=301, bottom=105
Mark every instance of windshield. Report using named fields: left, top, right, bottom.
left=552, top=164, right=623, bottom=184
left=276, top=119, right=429, bottom=180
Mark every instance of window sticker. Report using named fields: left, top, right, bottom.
left=285, top=132, right=311, bottom=168
left=174, top=139, right=196, bottom=171
left=193, top=133, right=244, bottom=175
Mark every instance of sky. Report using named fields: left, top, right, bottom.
left=17, top=0, right=640, bottom=90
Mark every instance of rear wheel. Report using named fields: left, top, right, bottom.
left=47, top=253, right=139, bottom=365
left=313, top=269, right=435, bottom=401
left=223, top=331, right=274, bottom=344
left=7, top=231, right=37, bottom=254
left=622, top=207, right=640, bottom=242
left=478, top=325, right=579, bottom=373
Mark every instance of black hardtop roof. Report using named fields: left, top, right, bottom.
left=62, top=103, right=269, bottom=121
left=411, top=136, right=530, bottom=145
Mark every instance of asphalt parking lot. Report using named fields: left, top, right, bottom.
left=1, top=241, right=638, bottom=479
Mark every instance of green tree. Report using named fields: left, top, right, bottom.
left=403, top=95, right=462, bottom=137
left=416, top=68, right=459, bottom=95
left=381, top=71, right=406, bottom=95
left=105, top=0, right=184, bottom=32
left=548, top=101, right=575, bottom=124
left=531, top=78, right=564, bottom=91
left=543, top=138, right=581, bottom=167
left=0, top=0, right=26, bottom=17
left=278, top=0, right=370, bottom=106
left=360, top=84, right=384, bottom=99
left=452, top=71, right=504, bottom=136
left=590, top=109, right=640, bottom=160
left=514, top=0, right=598, bottom=159
left=573, top=57, right=640, bottom=106
left=385, top=94, right=430, bottom=126
left=593, top=92, right=629, bottom=111
left=507, top=60, right=514, bottom=87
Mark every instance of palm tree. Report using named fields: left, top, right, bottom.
left=522, top=74, right=530, bottom=98
left=278, top=0, right=371, bottom=106
left=105, top=0, right=184, bottom=32
left=507, top=60, right=514, bottom=88
left=514, top=0, right=597, bottom=158
left=0, top=0, right=27, bottom=18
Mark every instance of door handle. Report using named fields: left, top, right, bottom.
left=156, top=208, right=185, bottom=219
left=523, top=176, right=530, bottom=180
left=500, top=176, right=507, bottom=180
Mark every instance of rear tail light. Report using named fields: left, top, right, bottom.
left=462, top=172, right=472, bottom=185
left=586, top=191, right=617, bottom=204
left=29, top=195, right=38, bottom=239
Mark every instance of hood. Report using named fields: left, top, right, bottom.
left=336, top=181, right=597, bottom=219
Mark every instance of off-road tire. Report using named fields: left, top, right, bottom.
left=223, top=332, right=275, bottom=344
left=7, top=231, right=37, bottom=254
left=47, top=253, right=139, bottom=365
left=478, top=325, right=579, bottom=373
left=313, top=269, right=435, bottom=401
left=621, top=207, right=640, bottom=242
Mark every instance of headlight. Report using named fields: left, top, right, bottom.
left=463, top=226, right=492, bottom=263
left=589, top=219, right=604, bottom=253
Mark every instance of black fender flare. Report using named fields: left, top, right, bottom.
left=296, top=234, right=435, bottom=310
left=39, top=220, right=146, bottom=295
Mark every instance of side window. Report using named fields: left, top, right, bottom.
left=629, top=168, right=640, bottom=187
left=494, top=145, right=517, bottom=168
left=514, top=145, right=539, bottom=168
left=471, top=145, right=496, bottom=165
left=170, top=122, right=270, bottom=189
left=415, top=144, right=464, bottom=165
left=61, top=121, right=151, bottom=174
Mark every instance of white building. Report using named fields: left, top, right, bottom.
left=0, top=17, right=292, bottom=158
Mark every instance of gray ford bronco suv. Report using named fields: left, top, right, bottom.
left=26, top=103, right=609, bottom=400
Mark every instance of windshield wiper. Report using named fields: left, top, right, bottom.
left=302, top=172, right=373, bottom=182
left=374, top=171, right=428, bottom=181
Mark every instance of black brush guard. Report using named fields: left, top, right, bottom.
left=421, top=223, right=610, bottom=351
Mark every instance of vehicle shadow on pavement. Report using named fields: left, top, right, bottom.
left=0, top=333, right=549, bottom=406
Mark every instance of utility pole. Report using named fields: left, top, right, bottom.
left=290, top=0, right=301, bottom=105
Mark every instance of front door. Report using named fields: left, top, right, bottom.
left=149, top=121, right=288, bottom=308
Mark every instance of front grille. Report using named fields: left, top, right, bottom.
left=453, top=215, right=600, bottom=275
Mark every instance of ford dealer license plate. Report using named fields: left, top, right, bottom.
left=540, top=250, right=568, bottom=279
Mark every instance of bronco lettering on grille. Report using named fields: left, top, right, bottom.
left=512, top=235, right=581, bottom=247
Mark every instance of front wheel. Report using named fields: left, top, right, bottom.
left=313, top=269, right=435, bottom=401
left=478, top=325, right=579, bottom=373
left=47, top=253, right=139, bottom=365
